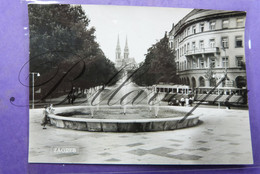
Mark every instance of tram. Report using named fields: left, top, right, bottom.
left=152, top=84, right=192, bottom=95
left=152, top=83, right=247, bottom=106
left=152, top=84, right=192, bottom=106
left=194, top=86, right=247, bottom=105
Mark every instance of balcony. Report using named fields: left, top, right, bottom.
left=186, top=47, right=220, bottom=56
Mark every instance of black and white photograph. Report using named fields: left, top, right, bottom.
left=27, top=4, right=253, bottom=164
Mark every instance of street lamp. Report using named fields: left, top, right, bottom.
left=222, top=45, right=228, bottom=87
left=30, top=72, right=40, bottom=109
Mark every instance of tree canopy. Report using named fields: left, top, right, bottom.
left=132, top=33, right=178, bottom=86
left=28, top=4, right=118, bottom=99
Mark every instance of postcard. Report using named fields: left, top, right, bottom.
left=27, top=4, right=252, bottom=164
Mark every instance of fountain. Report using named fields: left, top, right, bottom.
left=48, top=73, right=201, bottom=132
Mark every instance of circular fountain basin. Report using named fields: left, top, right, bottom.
left=48, top=106, right=201, bottom=132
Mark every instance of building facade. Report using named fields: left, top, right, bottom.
left=169, top=9, right=247, bottom=89
left=115, top=36, right=137, bottom=71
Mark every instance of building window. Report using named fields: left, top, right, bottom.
left=187, top=43, right=190, bottom=51
left=187, top=27, right=190, bottom=35
left=193, top=59, right=196, bottom=69
left=222, top=57, right=229, bottom=68
left=221, top=37, right=229, bottom=48
left=210, top=58, right=216, bottom=68
left=209, top=39, right=215, bottom=48
left=237, top=18, right=244, bottom=27
left=200, top=58, right=204, bottom=68
left=236, top=56, right=243, bottom=67
left=177, top=62, right=179, bottom=71
left=199, top=40, right=204, bottom=49
left=199, top=77, right=205, bottom=87
left=200, top=23, right=204, bottom=32
left=222, top=19, right=229, bottom=28
left=192, top=42, right=196, bottom=50
left=235, top=36, right=243, bottom=47
left=184, top=44, right=186, bottom=54
left=187, top=60, right=190, bottom=69
left=192, top=25, right=196, bottom=34
left=209, top=21, right=216, bottom=30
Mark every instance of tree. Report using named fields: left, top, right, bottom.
left=132, top=33, right=178, bottom=86
left=28, top=4, right=118, bottom=100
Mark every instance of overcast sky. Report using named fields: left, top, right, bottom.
left=82, top=5, right=193, bottom=63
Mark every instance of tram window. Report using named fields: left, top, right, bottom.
left=160, top=88, right=164, bottom=92
left=173, top=88, right=177, bottom=93
left=179, top=89, right=183, bottom=93
left=169, top=88, right=172, bottom=93
left=156, top=88, right=159, bottom=92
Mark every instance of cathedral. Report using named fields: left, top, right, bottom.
left=115, top=36, right=137, bottom=71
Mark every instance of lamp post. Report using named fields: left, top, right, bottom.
left=30, top=72, right=40, bottom=109
left=222, top=45, right=228, bottom=87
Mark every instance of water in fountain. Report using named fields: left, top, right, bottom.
left=86, top=86, right=102, bottom=118
left=145, top=88, right=153, bottom=112
left=121, top=72, right=129, bottom=115
left=154, top=92, right=165, bottom=117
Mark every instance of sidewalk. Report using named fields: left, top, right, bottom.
left=29, top=106, right=253, bottom=164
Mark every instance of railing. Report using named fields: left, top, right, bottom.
left=186, top=47, right=220, bottom=56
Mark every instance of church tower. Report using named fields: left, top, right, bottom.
left=116, top=35, right=121, bottom=60
left=124, top=36, right=129, bottom=59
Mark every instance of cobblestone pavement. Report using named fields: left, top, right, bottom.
left=29, top=106, right=253, bottom=164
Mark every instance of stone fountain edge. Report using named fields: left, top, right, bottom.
left=48, top=113, right=202, bottom=132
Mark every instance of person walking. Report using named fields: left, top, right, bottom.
left=180, top=97, right=185, bottom=106
left=185, top=97, right=189, bottom=107
left=41, top=105, right=49, bottom=129
left=189, top=97, right=193, bottom=106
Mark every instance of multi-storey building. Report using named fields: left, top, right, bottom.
left=169, top=9, right=247, bottom=89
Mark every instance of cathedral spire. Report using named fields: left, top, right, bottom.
left=116, top=34, right=121, bottom=60
left=124, top=36, right=129, bottom=59
left=116, top=34, right=121, bottom=50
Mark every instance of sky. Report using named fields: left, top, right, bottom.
left=82, top=5, right=193, bottom=63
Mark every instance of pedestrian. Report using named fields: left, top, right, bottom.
left=68, top=93, right=71, bottom=104
left=180, top=97, right=185, bottom=106
left=41, top=105, right=49, bottom=129
left=189, top=97, right=193, bottom=106
left=172, top=98, right=177, bottom=106
left=225, top=100, right=231, bottom=110
left=176, top=99, right=179, bottom=106
left=185, top=97, right=189, bottom=107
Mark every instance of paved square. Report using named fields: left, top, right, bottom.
left=29, top=106, right=253, bottom=164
